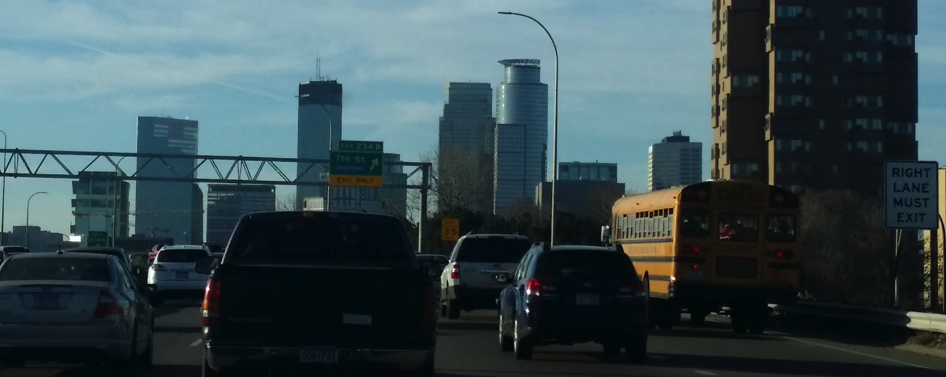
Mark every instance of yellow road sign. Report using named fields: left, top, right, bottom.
left=442, top=218, right=460, bottom=241
left=329, top=175, right=383, bottom=188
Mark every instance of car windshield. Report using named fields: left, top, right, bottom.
left=228, top=215, right=412, bottom=264
left=0, top=257, right=110, bottom=282
left=157, top=249, right=208, bottom=263
left=456, top=238, right=532, bottom=263
left=535, top=250, right=636, bottom=280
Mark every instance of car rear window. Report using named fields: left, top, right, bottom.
left=0, top=257, right=111, bottom=282
left=535, top=250, right=637, bottom=279
left=227, top=215, right=413, bottom=264
left=157, top=249, right=208, bottom=263
left=456, top=238, right=531, bottom=263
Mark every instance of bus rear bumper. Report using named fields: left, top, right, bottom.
left=668, top=283, right=796, bottom=306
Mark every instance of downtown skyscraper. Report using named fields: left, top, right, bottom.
left=493, top=59, right=549, bottom=214
left=438, top=82, right=496, bottom=213
left=710, top=0, right=918, bottom=196
left=135, top=116, right=202, bottom=244
left=297, top=79, right=342, bottom=209
left=649, top=132, right=703, bottom=191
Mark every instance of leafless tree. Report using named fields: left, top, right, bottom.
left=275, top=193, right=296, bottom=211
left=421, top=147, right=493, bottom=214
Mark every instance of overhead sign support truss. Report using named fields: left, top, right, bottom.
left=0, top=148, right=432, bottom=252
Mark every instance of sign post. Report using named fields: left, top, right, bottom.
left=885, top=160, right=939, bottom=308
left=441, top=218, right=460, bottom=242
left=329, top=140, right=384, bottom=188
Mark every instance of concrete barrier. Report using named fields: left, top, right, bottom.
left=773, top=301, right=946, bottom=335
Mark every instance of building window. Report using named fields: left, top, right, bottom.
left=721, top=120, right=728, bottom=132
left=722, top=142, right=727, bottom=155
left=819, top=30, right=825, bottom=40
left=856, top=140, right=869, bottom=152
left=775, top=162, right=783, bottom=173
left=722, top=54, right=728, bottom=68
left=832, top=165, right=839, bottom=175
left=722, top=32, right=728, bottom=46
left=818, top=119, right=825, bottom=130
left=872, top=119, right=882, bottom=130
left=776, top=95, right=783, bottom=106
left=832, top=75, right=840, bottom=85
left=844, top=120, right=852, bottom=130
left=875, top=141, right=884, bottom=153
left=846, top=142, right=852, bottom=152
left=843, top=53, right=852, bottom=63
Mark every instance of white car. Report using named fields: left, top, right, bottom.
left=440, top=234, right=532, bottom=319
left=147, top=245, right=212, bottom=306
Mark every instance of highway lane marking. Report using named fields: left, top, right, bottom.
left=694, top=371, right=718, bottom=376
left=782, top=336, right=934, bottom=370
left=191, top=339, right=203, bottom=347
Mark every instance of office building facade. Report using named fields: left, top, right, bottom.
left=205, top=184, right=276, bottom=246
left=559, top=162, right=619, bottom=182
left=649, top=132, right=703, bottom=191
left=297, top=80, right=343, bottom=209
left=711, top=0, right=918, bottom=196
left=494, top=59, right=549, bottom=214
left=71, top=171, right=130, bottom=242
left=438, top=82, right=496, bottom=213
left=135, top=116, right=199, bottom=244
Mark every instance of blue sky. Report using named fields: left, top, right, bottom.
left=1, top=0, right=945, bottom=238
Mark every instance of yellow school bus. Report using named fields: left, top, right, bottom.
left=604, top=180, right=800, bottom=334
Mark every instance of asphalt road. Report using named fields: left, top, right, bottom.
left=3, top=302, right=946, bottom=377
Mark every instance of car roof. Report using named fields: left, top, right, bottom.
left=14, top=252, right=110, bottom=260
left=460, top=234, right=529, bottom=240
left=546, top=245, right=618, bottom=252
left=61, top=247, right=125, bottom=254
left=160, top=245, right=208, bottom=250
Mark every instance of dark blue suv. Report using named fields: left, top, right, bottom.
left=497, top=243, right=648, bottom=362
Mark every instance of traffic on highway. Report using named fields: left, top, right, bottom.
left=0, top=209, right=944, bottom=376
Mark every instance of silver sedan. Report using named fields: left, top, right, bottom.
left=0, top=251, right=154, bottom=376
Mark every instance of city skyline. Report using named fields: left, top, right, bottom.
left=2, top=1, right=944, bottom=237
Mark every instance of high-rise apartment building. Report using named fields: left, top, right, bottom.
left=135, top=116, right=199, bottom=244
left=205, top=184, right=275, bottom=246
left=559, top=162, right=619, bottom=182
left=71, top=171, right=130, bottom=241
left=494, top=59, right=549, bottom=214
left=649, top=132, right=703, bottom=191
left=297, top=80, right=343, bottom=209
left=711, top=0, right=918, bottom=196
left=438, top=82, right=496, bottom=213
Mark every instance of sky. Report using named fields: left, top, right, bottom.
left=1, top=0, right=945, bottom=239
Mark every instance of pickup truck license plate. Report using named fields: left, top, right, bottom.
left=576, top=294, right=599, bottom=306
left=300, top=347, right=338, bottom=364
left=176, top=271, right=188, bottom=279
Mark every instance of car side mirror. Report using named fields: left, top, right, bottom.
left=194, top=256, right=219, bottom=275
left=494, top=273, right=510, bottom=284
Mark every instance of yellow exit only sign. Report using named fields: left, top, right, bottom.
left=330, top=175, right=383, bottom=188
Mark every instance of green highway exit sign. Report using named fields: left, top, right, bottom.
left=87, top=231, right=109, bottom=247
left=330, top=140, right=384, bottom=187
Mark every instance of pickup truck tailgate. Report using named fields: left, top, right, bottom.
left=210, top=264, right=432, bottom=348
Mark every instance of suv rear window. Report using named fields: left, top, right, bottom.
left=535, top=250, right=637, bottom=279
left=0, top=257, right=110, bottom=282
left=157, top=249, right=208, bottom=263
left=455, top=238, right=531, bottom=263
left=227, top=215, right=412, bottom=264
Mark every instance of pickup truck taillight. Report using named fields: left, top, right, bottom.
left=450, top=265, right=460, bottom=280
left=202, top=276, right=221, bottom=327
left=420, top=284, right=438, bottom=331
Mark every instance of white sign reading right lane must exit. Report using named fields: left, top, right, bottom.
left=885, top=160, right=939, bottom=230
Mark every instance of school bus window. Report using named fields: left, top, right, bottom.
left=719, top=213, right=760, bottom=243
left=667, top=212, right=674, bottom=237
left=767, top=215, right=796, bottom=243
left=680, top=209, right=710, bottom=238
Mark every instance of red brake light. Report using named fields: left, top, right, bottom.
left=692, top=264, right=699, bottom=270
left=692, top=246, right=701, bottom=254
left=202, top=277, right=221, bottom=327
left=526, top=278, right=545, bottom=296
left=93, top=291, right=121, bottom=319
left=450, top=265, right=460, bottom=280
left=776, top=251, right=785, bottom=259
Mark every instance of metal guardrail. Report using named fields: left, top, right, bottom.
left=773, top=301, right=946, bottom=335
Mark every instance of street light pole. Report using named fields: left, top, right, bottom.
left=499, top=11, right=560, bottom=245
left=112, top=156, right=128, bottom=246
left=25, top=191, right=48, bottom=249
left=317, top=103, right=335, bottom=211
left=0, top=130, right=6, bottom=246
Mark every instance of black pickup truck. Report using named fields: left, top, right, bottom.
left=196, top=211, right=438, bottom=377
